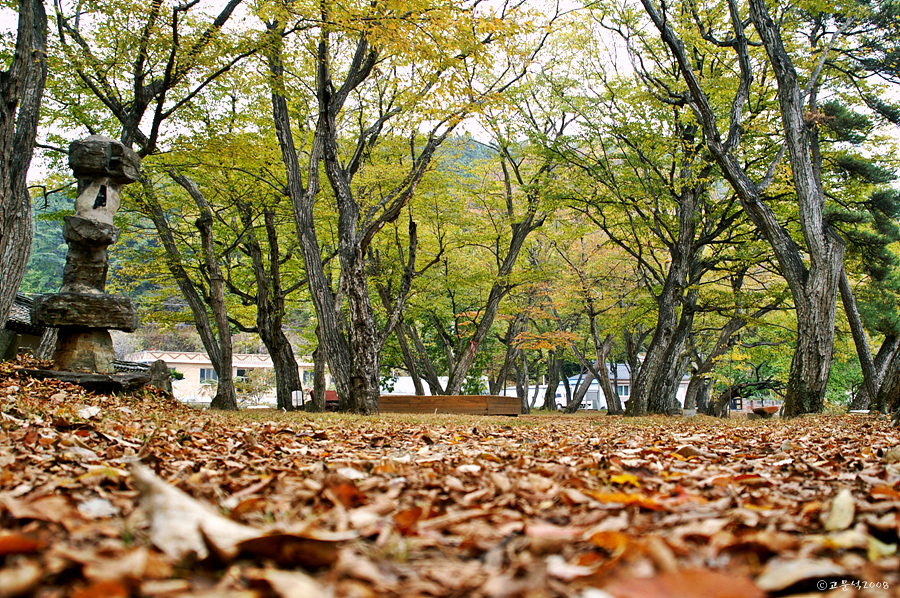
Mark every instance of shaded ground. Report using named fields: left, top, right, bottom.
left=1, top=358, right=899, bottom=597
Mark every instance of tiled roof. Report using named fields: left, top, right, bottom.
left=4, top=294, right=43, bottom=335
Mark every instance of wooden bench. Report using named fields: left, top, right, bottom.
left=379, top=394, right=521, bottom=416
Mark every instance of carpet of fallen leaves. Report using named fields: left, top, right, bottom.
left=2, top=358, right=900, bottom=598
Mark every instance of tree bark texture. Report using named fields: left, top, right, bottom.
left=851, top=335, right=899, bottom=410
left=627, top=184, right=702, bottom=416
left=542, top=350, right=560, bottom=410
left=194, top=211, right=238, bottom=411
left=838, top=268, right=879, bottom=404
left=309, top=327, right=327, bottom=412
left=0, top=0, right=47, bottom=327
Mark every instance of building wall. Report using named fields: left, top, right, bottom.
left=125, top=351, right=330, bottom=404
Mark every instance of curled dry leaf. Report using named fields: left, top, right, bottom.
left=755, top=558, right=847, bottom=592
left=131, top=463, right=258, bottom=561
left=823, top=488, right=855, bottom=532
left=245, top=567, right=331, bottom=598
left=237, top=533, right=349, bottom=569
left=0, top=560, right=42, bottom=598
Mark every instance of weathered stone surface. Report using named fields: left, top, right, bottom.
left=21, top=369, right=150, bottom=393
left=53, top=329, right=116, bottom=374
left=33, top=294, right=138, bottom=332
left=69, top=136, right=141, bottom=183
left=63, top=215, right=119, bottom=246
left=148, top=359, right=173, bottom=395
left=60, top=216, right=119, bottom=293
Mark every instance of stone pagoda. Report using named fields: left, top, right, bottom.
left=30, top=136, right=148, bottom=390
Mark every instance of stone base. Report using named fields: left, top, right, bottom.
left=21, top=369, right=150, bottom=393
left=53, top=329, right=116, bottom=374
left=33, top=293, right=138, bottom=332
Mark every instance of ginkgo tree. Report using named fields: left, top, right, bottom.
left=627, top=0, right=899, bottom=415
left=265, top=0, right=560, bottom=413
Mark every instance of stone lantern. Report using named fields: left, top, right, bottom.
left=31, top=137, right=144, bottom=383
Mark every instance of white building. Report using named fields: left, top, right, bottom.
left=125, top=351, right=331, bottom=405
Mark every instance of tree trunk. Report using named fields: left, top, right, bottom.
left=138, top=179, right=239, bottom=410
left=489, top=311, right=528, bottom=395
left=0, top=0, right=47, bottom=327
left=567, top=366, right=598, bottom=414
left=851, top=334, right=899, bottom=409
left=596, top=337, right=623, bottom=414
left=838, top=267, right=879, bottom=405
left=395, top=323, right=425, bottom=395
left=515, top=348, right=530, bottom=414
left=443, top=217, right=541, bottom=395
left=235, top=202, right=303, bottom=411
left=36, top=327, right=57, bottom=361
left=542, top=350, right=560, bottom=410
left=195, top=212, right=238, bottom=411
left=693, top=378, right=712, bottom=413
left=310, top=327, right=327, bottom=412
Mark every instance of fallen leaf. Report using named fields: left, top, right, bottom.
left=755, top=558, right=846, bottom=592
left=604, top=569, right=764, bottom=598
left=131, top=463, right=258, bottom=561
left=0, top=532, right=46, bottom=557
left=245, top=567, right=331, bottom=597
left=77, top=497, right=119, bottom=519
left=76, top=406, right=102, bottom=419
left=823, top=488, right=855, bottom=532
left=237, top=533, right=348, bottom=569
left=0, top=560, right=42, bottom=598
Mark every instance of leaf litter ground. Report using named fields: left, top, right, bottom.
left=1, top=358, right=899, bottom=598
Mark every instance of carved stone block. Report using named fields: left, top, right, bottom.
left=32, top=293, right=138, bottom=332
left=69, top=136, right=141, bottom=183
left=53, top=329, right=116, bottom=374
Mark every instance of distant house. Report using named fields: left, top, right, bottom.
left=125, top=351, right=330, bottom=405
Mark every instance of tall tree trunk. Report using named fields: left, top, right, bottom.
left=595, top=336, right=623, bottom=414
left=560, top=371, right=573, bottom=408
left=566, top=365, right=599, bottom=414
left=839, top=268, right=879, bottom=404
left=310, top=326, right=327, bottom=412
left=0, top=0, right=47, bottom=326
left=234, top=202, right=303, bottom=410
left=195, top=212, right=238, bottom=411
left=138, top=180, right=238, bottom=409
left=515, top=348, right=530, bottom=415
left=395, top=323, right=425, bottom=395
left=542, top=350, right=560, bottom=410
left=851, top=334, right=899, bottom=409
left=443, top=217, right=542, bottom=395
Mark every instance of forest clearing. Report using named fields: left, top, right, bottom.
left=1, top=359, right=898, bottom=598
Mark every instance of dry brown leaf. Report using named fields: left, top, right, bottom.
left=245, top=567, right=331, bottom=598
left=131, top=463, right=258, bottom=561
left=603, top=569, right=764, bottom=598
left=824, top=488, right=855, bottom=532
left=755, top=558, right=847, bottom=591
left=237, top=533, right=347, bottom=569
left=0, top=532, right=45, bottom=556
left=0, top=560, right=42, bottom=598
